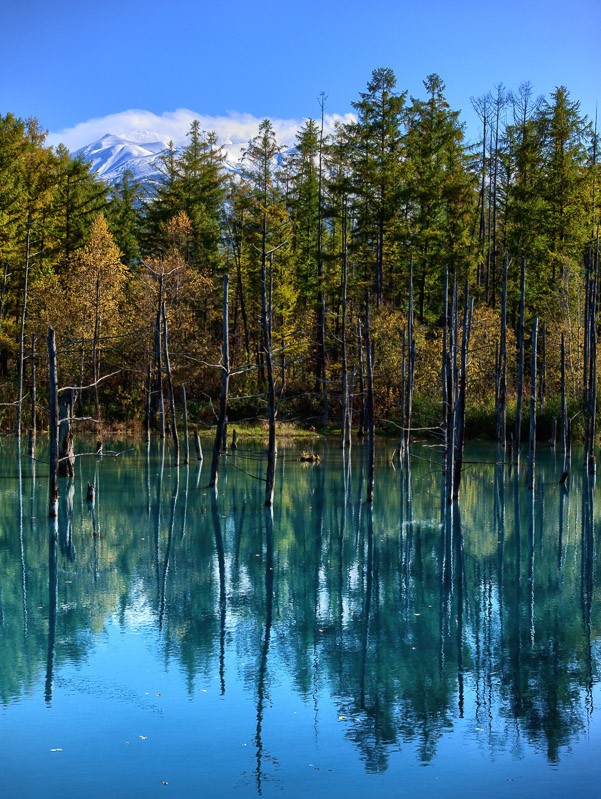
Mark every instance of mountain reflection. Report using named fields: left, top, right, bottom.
left=0, top=440, right=599, bottom=772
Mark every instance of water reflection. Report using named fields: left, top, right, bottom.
left=0, top=440, right=599, bottom=777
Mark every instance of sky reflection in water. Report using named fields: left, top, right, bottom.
left=0, top=438, right=600, bottom=798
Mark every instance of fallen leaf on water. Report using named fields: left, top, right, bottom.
left=50, top=749, right=63, bottom=752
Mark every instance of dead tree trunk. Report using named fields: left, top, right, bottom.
left=48, top=328, right=58, bottom=518
left=445, top=282, right=458, bottom=500
left=92, top=272, right=101, bottom=424
left=514, top=257, right=526, bottom=463
left=452, top=284, right=474, bottom=500
left=154, top=272, right=165, bottom=438
left=561, top=332, right=568, bottom=457
left=58, top=389, right=76, bottom=478
left=441, top=264, right=449, bottom=477
left=0, top=259, right=9, bottom=340
left=526, top=319, right=538, bottom=489
left=194, top=430, right=203, bottom=461
left=495, top=256, right=508, bottom=447
left=318, top=92, right=328, bottom=427
left=264, top=250, right=277, bottom=507
left=29, top=335, right=36, bottom=456
left=181, top=383, right=189, bottom=466
left=403, top=255, right=415, bottom=459
left=357, top=319, right=366, bottom=437
left=340, top=210, right=349, bottom=449
left=210, top=273, right=230, bottom=488
left=365, top=292, right=375, bottom=503
left=17, top=210, right=32, bottom=439
left=145, top=363, right=151, bottom=444
left=162, top=301, right=179, bottom=466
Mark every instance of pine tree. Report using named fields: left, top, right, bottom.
left=347, top=67, right=405, bottom=304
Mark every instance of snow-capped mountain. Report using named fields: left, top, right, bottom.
left=75, top=133, right=292, bottom=189
left=75, top=134, right=174, bottom=186
left=75, top=133, right=248, bottom=188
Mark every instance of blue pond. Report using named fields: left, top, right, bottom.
left=0, top=438, right=600, bottom=797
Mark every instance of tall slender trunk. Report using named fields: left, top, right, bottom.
left=162, top=302, right=179, bottom=466
left=340, top=211, right=348, bottom=448
left=29, top=336, right=36, bottom=455
left=452, top=284, right=474, bottom=500
left=526, top=319, right=538, bottom=489
left=514, top=257, right=526, bottom=462
left=210, top=274, right=230, bottom=487
left=17, top=211, right=32, bottom=439
left=365, top=292, right=375, bottom=503
left=317, top=95, right=328, bottom=426
left=496, top=257, right=508, bottom=447
left=154, top=273, right=165, bottom=437
left=92, top=272, right=101, bottom=424
left=181, top=383, right=189, bottom=466
left=47, top=328, right=58, bottom=518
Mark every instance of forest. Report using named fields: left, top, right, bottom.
left=0, top=69, right=599, bottom=458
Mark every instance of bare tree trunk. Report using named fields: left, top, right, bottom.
left=561, top=332, right=568, bottom=456
left=29, top=335, right=36, bottom=456
left=181, top=384, right=189, bottom=466
left=317, top=93, right=328, bottom=427
left=441, top=264, right=449, bottom=476
left=162, top=302, right=179, bottom=466
left=58, top=389, right=76, bottom=478
left=17, top=211, right=32, bottom=439
left=496, top=257, right=508, bottom=446
left=365, top=292, right=375, bottom=503
left=210, top=274, right=230, bottom=487
left=154, top=273, right=165, bottom=438
left=526, top=319, right=538, bottom=489
left=263, top=247, right=277, bottom=506
left=452, top=285, right=474, bottom=500
left=0, top=259, right=9, bottom=339
left=47, top=328, right=58, bottom=518
left=194, top=430, right=203, bottom=461
left=405, top=255, right=415, bottom=457
left=514, top=257, right=526, bottom=463
left=92, top=272, right=101, bottom=425
left=145, top=362, right=151, bottom=444
left=340, top=211, right=348, bottom=449
left=357, top=320, right=366, bottom=437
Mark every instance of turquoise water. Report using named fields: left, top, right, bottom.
left=0, top=438, right=600, bottom=798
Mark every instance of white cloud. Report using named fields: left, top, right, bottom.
left=47, top=108, right=356, bottom=154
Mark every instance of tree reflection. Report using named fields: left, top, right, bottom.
left=0, top=441, right=598, bottom=776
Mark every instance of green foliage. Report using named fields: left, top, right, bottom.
left=0, top=72, right=599, bottom=433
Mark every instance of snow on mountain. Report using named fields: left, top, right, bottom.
left=75, top=133, right=293, bottom=189
left=75, top=134, right=171, bottom=186
left=75, top=133, right=247, bottom=188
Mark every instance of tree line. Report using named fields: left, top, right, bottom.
left=0, top=68, right=599, bottom=447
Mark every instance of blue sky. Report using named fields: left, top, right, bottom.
left=2, top=0, right=599, bottom=150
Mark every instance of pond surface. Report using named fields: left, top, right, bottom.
left=0, top=437, right=600, bottom=798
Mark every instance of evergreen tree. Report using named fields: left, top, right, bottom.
left=347, top=67, right=405, bottom=304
